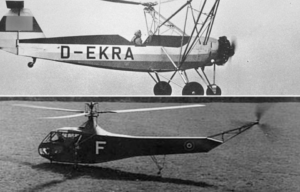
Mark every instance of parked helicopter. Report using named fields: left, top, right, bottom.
left=0, top=0, right=236, bottom=95
left=15, top=102, right=267, bottom=174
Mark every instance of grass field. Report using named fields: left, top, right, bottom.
left=0, top=101, right=299, bottom=192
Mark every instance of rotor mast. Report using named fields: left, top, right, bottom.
left=80, top=102, right=100, bottom=134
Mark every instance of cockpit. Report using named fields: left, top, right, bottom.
left=38, top=130, right=82, bottom=162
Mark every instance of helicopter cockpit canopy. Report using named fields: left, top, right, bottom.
left=41, top=130, right=81, bottom=144
left=38, top=130, right=82, bottom=161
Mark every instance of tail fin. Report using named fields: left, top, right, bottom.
left=0, top=0, right=45, bottom=54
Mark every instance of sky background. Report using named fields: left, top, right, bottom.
left=0, top=0, right=299, bottom=96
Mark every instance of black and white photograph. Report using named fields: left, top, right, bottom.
left=0, top=97, right=300, bottom=191
left=0, top=0, right=298, bottom=95
left=0, top=0, right=300, bottom=191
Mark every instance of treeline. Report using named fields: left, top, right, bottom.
left=0, top=97, right=299, bottom=103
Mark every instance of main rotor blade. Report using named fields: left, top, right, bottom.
left=14, top=104, right=85, bottom=113
left=39, top=113, right=88, bottom=119
left=99, top=104, right=205, bottom=114
left=101, top=0, right=143, bottom=5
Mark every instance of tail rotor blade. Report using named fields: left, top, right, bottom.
left=255, top=103, right=272, bottom=121
left=231, top=119, right=254, bottom=127
left=258, top=123, right=280, bottom=142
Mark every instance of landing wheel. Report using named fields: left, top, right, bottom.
left=182, top=82, right=204, bottom=95
left=153, top=81, right=172, bottom=95
left=28, top=62, right=34, bottom=68
left=206, top=84, right=222, bottom=95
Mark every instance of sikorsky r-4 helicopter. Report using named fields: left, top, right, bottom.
left=16, top=102, right=268, bottom=174
left=1, top=0, right=236, bottom=95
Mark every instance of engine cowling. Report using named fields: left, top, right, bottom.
left=215, top=36, right=235, bottom=65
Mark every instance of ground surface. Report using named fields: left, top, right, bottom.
left=0, top=101, right=299, bottom=192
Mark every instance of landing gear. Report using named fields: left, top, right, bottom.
left=149, top=53, right=223, bottom=96
left=182, top=82, right=204, bottom=95
left=206, top=84, right=222, bottom=95
left=149, top=72, right=172, bottom=96
left=153, top=81, right=172, bottom=95
left=28, top=58, right=36, bottom=68
left=151, top=155, right=166, bottom=176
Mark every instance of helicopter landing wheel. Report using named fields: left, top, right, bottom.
left=153, top=81, right=172, bottom=95
left=182, top=82, right=204, bottom=95
left=206, top=84, right=222, bottom=95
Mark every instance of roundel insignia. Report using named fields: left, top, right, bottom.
left=184, top=141, right=195, bottom=151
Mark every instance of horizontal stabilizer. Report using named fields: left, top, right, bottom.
left=6, top=0, right=24, bottom=9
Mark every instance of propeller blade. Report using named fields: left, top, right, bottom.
left=39, top=113, right=88, bottom=119
left=231, top=36, right=237, bottom=54
left=98, top=104, right=205, bottom=114
left=14, top=104, right=85, bottom=113
left=228, top=36, right=237, bottom=60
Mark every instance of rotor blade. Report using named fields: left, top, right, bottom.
left=98, top=104, right=205, bottom=114
left=100, top=0, right=143, bottom=5
left=160, top=0, right=178, bottom=4
left=258, top=123, right=280, bottom=143
left=14, top=104, right=85, bottom=113
left=99, top=0, right=174, bottom=6
left=231, top=119, right=255, bottom=127
left=39, top=113, right=88, bottom=119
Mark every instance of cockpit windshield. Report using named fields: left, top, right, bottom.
left=41, top=131, right=81, bottom=144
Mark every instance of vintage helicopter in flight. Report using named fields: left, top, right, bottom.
left=15, top=102, right=267, bottom=174
left=0, top=0, right=236, bottom=95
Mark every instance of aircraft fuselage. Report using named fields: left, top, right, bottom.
left=17, top=35, right=219, bottom=72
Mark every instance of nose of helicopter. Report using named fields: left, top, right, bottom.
left=38, top=142, right=64, bottom=161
